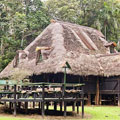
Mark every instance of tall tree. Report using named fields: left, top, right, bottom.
left=45, top=0, right=120, bottom=42
left=0, top=0, right=50, bottom=72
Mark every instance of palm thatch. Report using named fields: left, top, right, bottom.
left=0, top=21, right=119, bottom=79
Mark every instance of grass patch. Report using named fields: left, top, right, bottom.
left=0, top=106, right=120, bottom=120
left=83, top=106, right=120, bottom=120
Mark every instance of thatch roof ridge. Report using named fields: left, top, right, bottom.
left=57, top=21, right=105, bottom=38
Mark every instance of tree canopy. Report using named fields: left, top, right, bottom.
left=0, top=0, right=49, bottom=72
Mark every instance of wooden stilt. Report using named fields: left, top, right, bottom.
left=114, top=95, right=116, bottom=105
left=82, top=87, right=84, bottom=119
left=9, top=102, right=12, bottom=109
left=72, top=101, right=76, bottom=111
left=100, top=94, right=102, bottom=105
left=87, top=94, right=91, bottom=105
left=46, top=102, right=49, bottom=110
left=33, top=102, right=35, bottom=109
left=18, top=102, right=21, bottom=109
left=77, top=102, right=79, bottom=114
left=60, top=102, right=62, bottom=112
left=13, top=85, right=17, bottom=116
left=96, top=78, right=100, bottom=105
left=54, top=102, right=57, bottom=111
left=25, top=102, right=28, bottom=113
left=41, top=84, right=45, bottom=117
left=118, top=80, right=120, bottom=106
left=39, top=102, right=41, bottom=110
left=64, top=102, right=67, bottom=117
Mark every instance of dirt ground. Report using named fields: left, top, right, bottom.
left=0, top=105, right=91, bottom=120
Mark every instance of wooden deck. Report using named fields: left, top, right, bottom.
left=0, top=82, right=84, bottom=118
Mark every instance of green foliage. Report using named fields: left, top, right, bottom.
left=0, top=0, right=50, bottom=72
left=45, top=0, right=120, bottom=42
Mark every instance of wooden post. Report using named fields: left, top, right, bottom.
left=39, top=102, right=41, bottom=110
left=18, top=102, right=21, bottom=109
left=13, top=84, right=17, bottom=116
left=33, top=102, right=35, bottom=108
left=77, top=102, right=79, bottom=114
left=54, top=102, right=57, bottom=111
left=9, top=102, right=12, bottom=109
left=118, top=80, right=120, bottom=106
left=25, top=102, right=28, bottom=113
left=100, top=94, right=102, bottom=105
left=62, top=84, right=66, bottom=117
left=81, top=86, right=84, bottom=119
left=41, top=84, right=45, bottom=117
left=60, top=102, right=62, bottom=112
left=114, top=95, right=116, bottom=105
left=96, top=78, right=100, bottom=105
left=72, top=101, right=76, bottom=112
left=64, top=67, right=67, bottom=89
left=87, top=94, right=91, bottom=105
left=46, top=102, right=49, bottom=110
left=64, top=101, right=67, bottom=117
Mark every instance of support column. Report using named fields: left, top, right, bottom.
left=39, top=102, right=41, bottom=110
left=87, top=93, right=91, bottom=106
left=46, top=102, right=49, bottom=110
left=118, top=80, right=120, bottom=106
left=33, top=102, right=35, bottom=109
left=60, top=102, right=62, bottom=112
left=81, top=86, right=84, bottom=119
left=9, top=102, right=12, bottom=109
left=25, top=102, right=28, bottom=113
left=96, top=78, right=100, bottom=105
left=77, top=102, right=79, bottom=114
left=41, top=84, right=45, bottom=117
left=18, top=102, right=21, bottom=109
left=72, top=101, right=76, bottom=112
left=64, top=102, right=67, bottom=117
left=54, top=102, right=57, bottom=111
left=13, top=85, right=17, bottom=116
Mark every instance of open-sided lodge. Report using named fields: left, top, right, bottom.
left=1, top=21, right=120, bottom=106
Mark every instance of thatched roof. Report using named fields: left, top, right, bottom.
left=0, top=21, right=119, bottom=78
